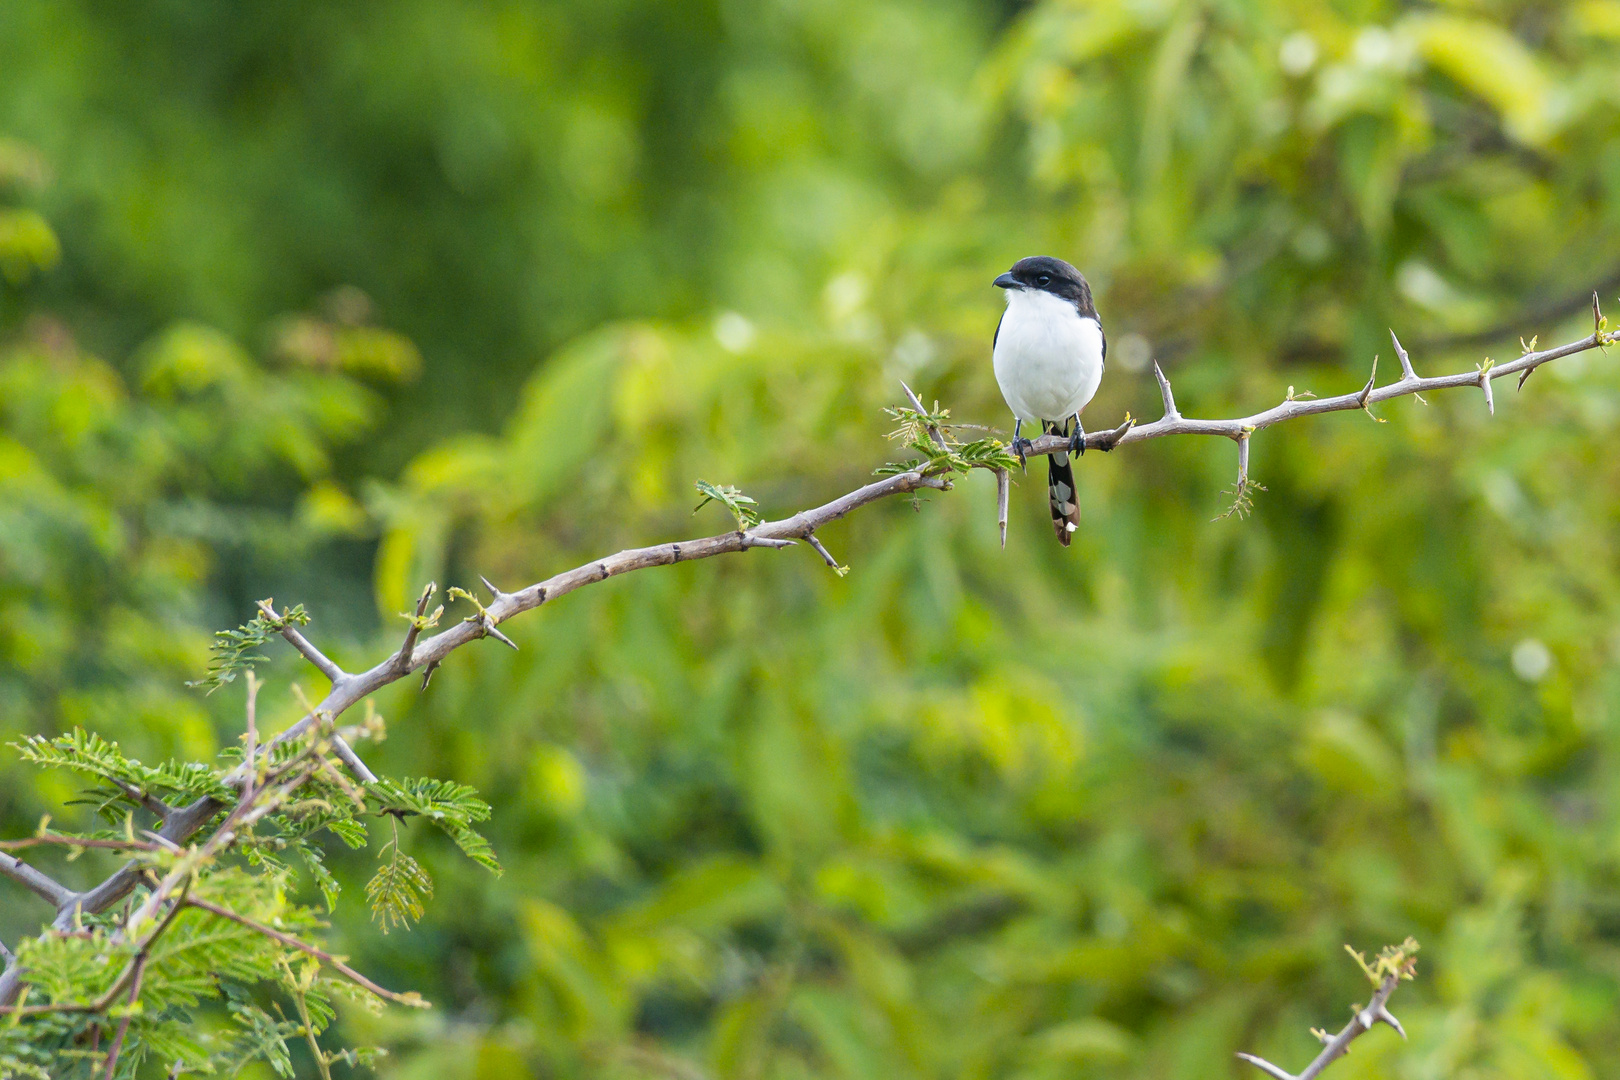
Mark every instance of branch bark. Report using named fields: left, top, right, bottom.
left=0, top=851, right=74, bottom=908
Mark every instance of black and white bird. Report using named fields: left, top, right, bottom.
left=992, top=256, right=1108, bottom=547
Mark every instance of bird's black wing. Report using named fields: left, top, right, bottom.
left=1100, top=324, right=1106, bottom=371
left=993, top=309, right=1005, bottom=350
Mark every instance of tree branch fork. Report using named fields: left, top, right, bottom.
left=0, top=297, right=1598, bottom=1060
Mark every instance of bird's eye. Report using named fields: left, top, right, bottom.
left=1037, top=274, right=1051, bottom=286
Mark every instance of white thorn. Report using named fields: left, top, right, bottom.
left=1369, top=1003, right=1406, bottom=1040
left=1235, top=1053, right=1296, bottom=1080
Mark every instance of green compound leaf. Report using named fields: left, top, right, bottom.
left=693, top=480, right=762, bottom=529
left=14, top=729, right=235, bottom=806
left=366, top=840, right=433, bottom=933
left=370, top=777, right=502, bottom=875
left=188, top=602, right=311, bottom=693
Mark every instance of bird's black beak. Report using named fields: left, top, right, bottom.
left=993, top=272, right=1019, bottom=290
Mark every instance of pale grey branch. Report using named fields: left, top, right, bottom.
left=0, top=851, right=74, bottom=908
left=258, top=599, right=349, bottom=686
left=1, top=463, right=954, bottom=1009
left=1235, top=1053, right=1296, bottom=1080
left=805, top=534, right=842, bottom=570
left=900, top=380, right=951, bottom=451
left=392, top=582, right=437, bottom=674
left=1237, top=970, right=1408, bottom=1080
left=1153, top=360, right=1181, bottom=419
left=327, top=733, right=379, bottom=785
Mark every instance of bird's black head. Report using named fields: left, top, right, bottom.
left=993, top=256, right=1096, bottom=317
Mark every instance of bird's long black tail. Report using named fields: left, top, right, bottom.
left=1044, top=419, right=1079, bottom=546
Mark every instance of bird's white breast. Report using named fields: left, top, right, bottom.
left=992, top=289, right=1104, bottom=424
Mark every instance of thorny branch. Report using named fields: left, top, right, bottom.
left=0, top=311, right=1605, bottom=1030
left=1023, top=307, right=1610, bottom=513
left=1237, top=940, right=1419, bottom=1080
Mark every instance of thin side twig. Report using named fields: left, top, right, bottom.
left=899, top=380, right=950, bottom=450
left=288, top=684, right=378, bottom=786
left=98, top=950, right=149, bottom=1080
left=392, top=583, right=437, bottom=674
left=258, top=600, right=349, bottom=686
left=184, top=896, right=426, bottom=1007
left=805, top=534, right=843, bottom=571
left=0, top=836, right=164, bottom=854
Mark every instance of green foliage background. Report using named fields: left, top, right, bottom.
left=6, top=0, right=1620, bottom=1076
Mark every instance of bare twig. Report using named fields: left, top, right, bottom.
left=184, top=896, right=426, bottom=1007
left=98, top=950, right=148, bottom=1080
left=258, top=600, right=348, bottom=686
left=805, top=534, right=843, bottom=571
left=289, top=685, right=378, bottom=786
left=900, top=380, right=950, bottom=450
left=0, top=836, right=163, bottom=854
left=1217, top=432, right=1267, bottom=520
left=392, top=582, right=437, bottom=674
left=738, top=533, right=797, bottom=550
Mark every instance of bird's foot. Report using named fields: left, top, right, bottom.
left=1068, top=423, right=1086, bottom=457
left=1010, top=436, right=1034, bottom=471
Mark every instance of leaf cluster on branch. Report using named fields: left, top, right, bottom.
left=0, top=669, right=497, bottom=1077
